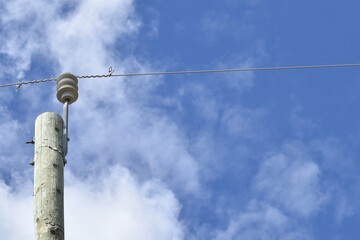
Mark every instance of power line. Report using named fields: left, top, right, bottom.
left=3, top=78, right=57, bottom=90
left=111, top=63, right=360, bottom=77
left=1, top=63, right=360, bottom=89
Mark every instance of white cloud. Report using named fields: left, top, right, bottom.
left=0, top=0, right=193, bottom=238
left=207, top=140, right=330, bottom=240
left=0, top=103, right=32, bottom=180
left=69, top=100, right=200, bottom=193
left=221, top=106, right=266, bottom=140
left=310, top=138, right=357, bottom=222
left=0, top=167, right=184, bottom=240
left=65, top=166, right=184, bottom=240
left=35, top=0, right=201, bottom=194
left=215, top=201, right=311, bottom=240
left=0, top=0, right=140, bottom=77
left=47, top=0, right=140, bottom=74
left=254, top=141, right=327, bottom=217
left=1, top=0, right=201, bottom=191
left=0, top=106, right=21, bottom=150
left=290, top=105, right=319, bottom=139
left=200, top=11, right=256, bottom=44
left=0, top=181, right=33, bottom=240
left=0, top=0, right=59, bottom=78
left=4, top=0, right=356, bottom=239
left=311, top=138, right=354, bottom=176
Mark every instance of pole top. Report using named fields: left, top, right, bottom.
left=56, top=72, right=78, bottom=104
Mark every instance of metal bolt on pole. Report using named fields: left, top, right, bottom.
left=33, top=73, right=78, bottom=240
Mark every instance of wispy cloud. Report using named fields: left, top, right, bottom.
left=215, top=201, right=311, bottom=240
left=199, top=10, right=257, bottom=45
left=0, top=181, right=33, bottom=240
left=1, top=0, right=358, bottom=239
left=0, top=0, right=191, bottom=238
left=0, top=0, right=59, bottom=78
left=254, top=141, right=327, bottom=217
left=0, top=166, right=184, bottom=240
left=65, top=166, right=184, bottom=240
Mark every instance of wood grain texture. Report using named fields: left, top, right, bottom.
left=34, top=112, right=65, bottom=240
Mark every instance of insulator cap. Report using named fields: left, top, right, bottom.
left=56, top=72, right=78, bottom=104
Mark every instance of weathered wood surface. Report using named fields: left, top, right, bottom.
left=34, top=112, right=65, bottom=240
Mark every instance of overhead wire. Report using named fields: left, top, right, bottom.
left=110, top=63, right=360, bottom=77
left=1, top=63, right=360, bottom=90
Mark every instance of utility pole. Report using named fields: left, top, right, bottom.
left=33, top=73, right=78, bottom=240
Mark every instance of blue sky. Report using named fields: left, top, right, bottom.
left=1, top=0, right=360, bottom=239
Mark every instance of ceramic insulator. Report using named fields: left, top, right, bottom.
left=56, top=73, right=78, bottom=104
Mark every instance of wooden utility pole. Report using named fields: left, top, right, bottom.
left=33, top=73, right=78, bottom=240
left=34, top=112, right=65, bottom=239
